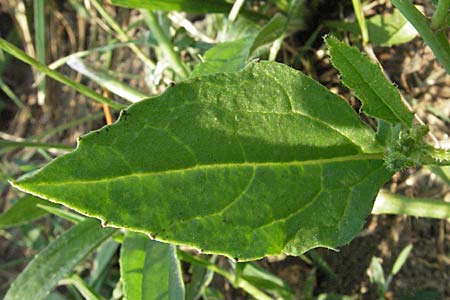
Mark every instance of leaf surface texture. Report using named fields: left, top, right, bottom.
left=13, top=62, right=392, bottom=260
left=326, top=36, right=413, bottom=127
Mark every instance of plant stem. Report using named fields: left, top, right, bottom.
left=89, top=0, right=156, bottom=69
left=431, top=0, right=450, bottom=30
left=0, top=37, right=125, bottom=110
left=229, top=0, right=246, bottom=22
left=373, top=190, right=450, bottom=219
left=352, top=0, right=369, bottom=44
left=391, top=0, right=450, bottom=74
left=141, top=10, right=190, bottom=78
left=177, top=251, right=273, bottom=300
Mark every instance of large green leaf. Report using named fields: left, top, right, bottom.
left=4, top=218, right=116, bottom=300
left=12, top=61, right=392, bottom=260
left=326, top=36, right=413, bottom=127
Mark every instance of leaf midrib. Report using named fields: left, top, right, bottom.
left=334, top=44, right=409, bottom=127
left=21, top=153, right=384, bottom=186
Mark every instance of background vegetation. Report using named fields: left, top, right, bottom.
left=0, top=0, right=449, bottom=299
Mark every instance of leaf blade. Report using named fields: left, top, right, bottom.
left=4, top=218, right=116, bottom=300
left=13, top=61, right=391, bottom=260
left=325, top=35, right=413, bottom=127
left=0, top=195, right=56, bottom=229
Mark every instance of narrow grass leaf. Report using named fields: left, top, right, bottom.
left=67, top=57, right=148, bottom=103
left=0, top=195, right=56, bottom=229
left=240, top=262, right=294, bottom=300
left=34, top=0, right=46, bottom=105
left=110, top=0, right=231, bottom=14
left=326, top=36, right=413, bottom=127
left=4, top=218, right=116, bottom=300
left=12, top=61, right=392, bottom=260
left=391, top=244, right=413, bottom=275
left=373, top=190, right=450, bottom=219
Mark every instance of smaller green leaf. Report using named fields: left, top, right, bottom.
left=193, top=14, right=289, bottom=77
left=366, top=10, right=418, bottom=46
left=120, top=232, right=185, bottom=300
left=391, top=244, right=413, bottom=276
left=0, top=195, right=56, bottom=229
left=89, top=238, right=119, bottom=287
left=143, top=241, right=185, bottom=300
left=250, top=14, right=288, bottom=53
left=4, top=218, right=116, bottom=300
left=367, top=257, right=387, bottom=297
left=191, top=39, right=253, bottom=77
left=120, top=232, right=148, bottom=300
left=185, top=258, right=214, bottom=300
left=326, top=35, right=413, bottom=127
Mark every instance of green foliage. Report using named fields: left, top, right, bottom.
left=4, top=219, right=116, bottom=300
left=326, top=36, right=413, bottom=127
left=110, top=0, right=232, bottom=14
left=12, top=61, right=393, bottom=260
left=120, top=232, right=185, bottom=300
left=326, top=9, right=418, bottom=46
left=3, top=1, right=450, bottom=299
left=0, top=195, right=56, bottom=229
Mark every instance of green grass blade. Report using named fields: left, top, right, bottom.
left=391, top=244, right=413, bottom=276
left=3, top=218, right=116, bottom=300
left=0, top=139, right=74, bottom=150
left=391, top=0, right=450, bottom=74
left=326, top=35, right=413, bottom=127
left=0, top=37, right=125, bottom=110
left=67, top=57, right=148, bottom=103
left=89, top=0, right=156, bottom=70
left=373, top=190, right=450, bottom=219
left=0, top=195, right=55, bottom=229
left=142, top=10, right=190, bottom=78
left=34, top=0, right=46, bottom=105
left=178, top=251, right=272, bottom=300
left=0, top=78, right=25, bottom=109
left=351, top=0, right=369, bottom=44
left=36, top=204, right=85, bottom=223
left=110, top=0, right=232, bottom=14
